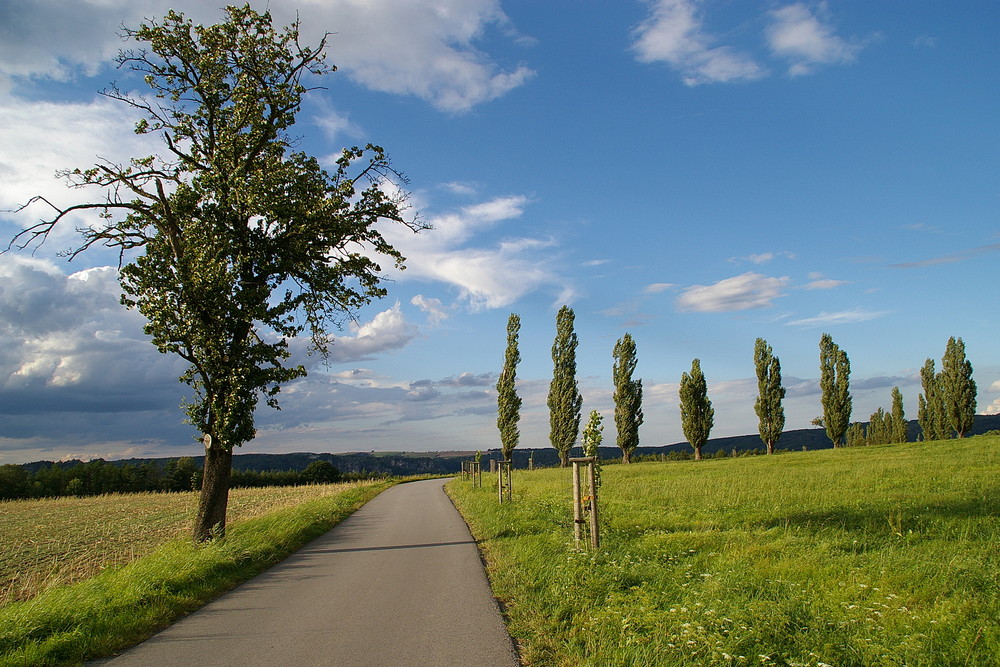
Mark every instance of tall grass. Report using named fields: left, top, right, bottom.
left=448, top=438, right=1000, bottom=666
left=0, top=480, right=393, bottom=666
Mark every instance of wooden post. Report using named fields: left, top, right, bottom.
left=569, top=456, right=597, bottom=549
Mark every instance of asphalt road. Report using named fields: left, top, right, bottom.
left=102, top=478, right=519, bottom=666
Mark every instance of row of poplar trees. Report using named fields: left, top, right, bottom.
left=496, top=306, right=979, bottom=463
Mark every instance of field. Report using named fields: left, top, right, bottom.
left=0, top=482, right=381, bottom=606
left=0, top=480, right=394, bottom=665
left=447, top=437, right=1000, bottom=666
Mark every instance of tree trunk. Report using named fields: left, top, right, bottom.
left=694, top=446, right=702, bottom=461
left=559, top=450, right=569, bottom=467
left=621, top=449, right=631, bottom=464
left=193, top=436, right=233, bottom=542
left=766, top=441, right=775, bottom=455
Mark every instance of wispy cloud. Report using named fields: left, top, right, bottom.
left=889, top=243, right=1000, bottom=269
left=803, top=278, right=849, bottom=290
left=729, top=251, right=796, bottom=265
left=382, top=194, right=571, bottom=310
left=631, top=0, right=765, bottom=85
left=766, top=3, right=864, bottom=76
left=787, top=308, right=890, bottom=327
left=675, top=272, right=789, bottom=313
left=411, top=294, right=449, bottom=326
left=643, top=282, right=675, bottom=294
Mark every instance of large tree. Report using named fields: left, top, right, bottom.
left=496, top=313, right=522, bottom=462
left=7, top=7, right=418, bottom=541
left=753, top=337, right=786, bottom=455
left=918, top=358, right=947, bottom=441
left=679, top=358, right=714, bottom=460
left=941, top=336, right=978, bottom=438
left=548, top=305, right=582, bottom=467
left=819, top=333, right=852, bottom=447
left=612, top=333, right=643, bottom=464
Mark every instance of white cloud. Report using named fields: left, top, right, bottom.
left=675, top=272, right=788, bottom=312
left=0, top=1, right=532, bottom=114
left=766, top=3, right=862, bottom=76
left=804, top=278, right=849, bottom=290
left=643, top=282, right=675, bottom=294
left=0, top=96, right=153, bottom=245
left=631, top=0, right=765, bottom=85
left=411, top=294, right=449, bottom=325
left=989, top=380, right=1000, bottom=392
left=787, top=308, right=890, bottom=327
left=382, top=194, right=571, bottom=310
left=327, top=302, right=419, bottom=362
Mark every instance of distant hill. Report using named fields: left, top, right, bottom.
left=18, top=414, right=1000, bottom=477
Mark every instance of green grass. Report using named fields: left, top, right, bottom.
left=447, top=438, right=1000, bottom=666
left=0, top=480, right=393, bottom=666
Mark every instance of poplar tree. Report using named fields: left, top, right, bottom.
left=548, top=305, right=582, bottom=467
left=753, top=338, right=786, bottom=455
left=941, top=336, right=978, bottom=438
left=612, top=333, right=643, bottom=464
left=496, top=314, right=522, bottom=462
left=918, top=359, right=947, bottom=441
left=890, top=386, right=907, bottom=443
left=6, top=7, right=418, bottom=541
left=867, top=408, right=891, bottom=446
left=581, top=409, right=604, bottom=490
left=819, top=333, right=852, bottom=447
left=679, top=358, right=714, bottom=460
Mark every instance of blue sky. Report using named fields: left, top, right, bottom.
left=1, top=0, right=998, bottom=464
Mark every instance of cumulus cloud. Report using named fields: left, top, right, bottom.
left=730, top=251, right=797, bottom=265
left=675, top=272, right=788, bottom=313
left=787, top=308, right=890, bottom=327
left=0, top=1, right=532, bottom=114
left=766, top=3, right=862, bottom=76
left=326, top=302, right=419, bottom=363
left=631, top=0, right=765, bottom=85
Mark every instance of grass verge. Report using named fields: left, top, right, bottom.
left=448, top=438, right=1000, bottom=666
left=0, top=480, right=393, bottom=666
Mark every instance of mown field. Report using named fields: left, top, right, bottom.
left=0, top=480, right=394, bottom=665
left=447, top=438, right=1000, bottom=666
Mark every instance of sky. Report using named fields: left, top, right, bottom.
left=0, top=0, right=998, bottom=465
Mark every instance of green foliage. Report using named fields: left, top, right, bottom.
left=612, top=333, right=643, bottom=464
left=941, top=336, right=978, bottom=438
left=548, top=306, right=583, bottom=467
left=301, top=460, right=341, bottom=484
left=679, top=358, right=714, bottom=460
left=890, top=386, right=907, bottom=443
left=918, top=358, right=948, bottom=441
left=819, top=333, right=852, bottom=447
left=753, top=338, right=786, bottom=454
left=581, top=410, right=604, bottom=490
left=447, top=439, right=1000, bottom=666
left=497, top=313, right=522, bottom=461
left=845, top=421, right=867, bottom=447
left=7, top=6, right=418, bottom=540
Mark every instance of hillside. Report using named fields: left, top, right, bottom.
left=16, top=414, right=1000, bottom=478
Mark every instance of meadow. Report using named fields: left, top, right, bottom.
left=447, top=438, right=1000, bottom=666
left=0, top=480, right=393, bottom=665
